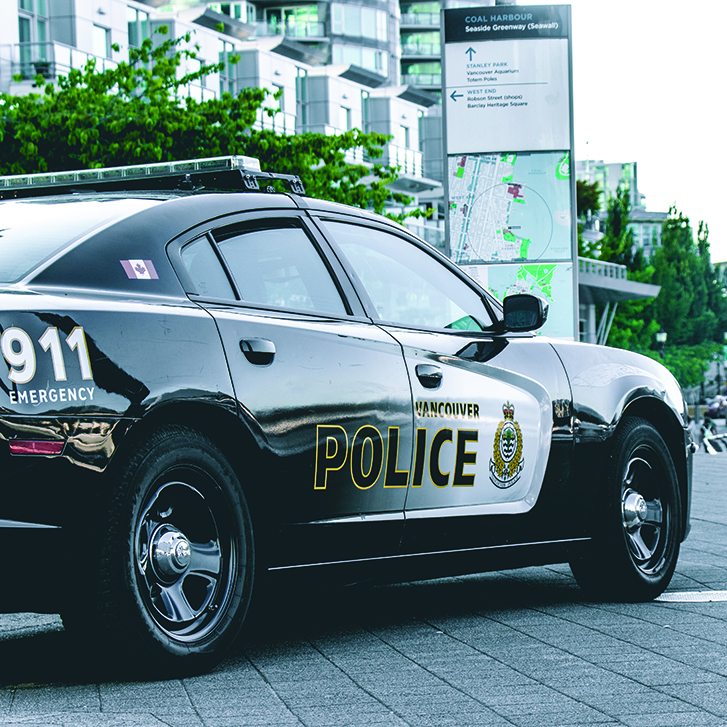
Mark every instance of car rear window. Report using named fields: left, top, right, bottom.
left=0, top=197, right=160, bottom=283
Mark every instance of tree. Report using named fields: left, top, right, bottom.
left=576, top=178, right=601, bottom=219
left=652, top=209, right=718, bottom=346
left=0, top=28, right=416, bottom=217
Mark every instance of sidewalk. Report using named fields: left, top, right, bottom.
left=0, top=452, right=726, bottom=727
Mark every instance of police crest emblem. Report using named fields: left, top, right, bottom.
left=489, top=401, right=524, bottom=488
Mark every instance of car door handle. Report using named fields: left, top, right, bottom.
left=239, top=338, right=276, bottom=366
left=415, top=364, right=442, bottom=389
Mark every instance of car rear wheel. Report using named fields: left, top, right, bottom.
left=63, top=425, right=254, bottom=675
left=569, top=417, right=681, bottom=601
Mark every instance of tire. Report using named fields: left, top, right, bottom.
left=63, top=425, right=255, bottom=675
left=569, top=417, right=681, bottom=602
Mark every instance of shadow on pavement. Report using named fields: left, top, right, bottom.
left=0, top=567, right=581, bottom=687
left=238, top=566, right=582, bottom=649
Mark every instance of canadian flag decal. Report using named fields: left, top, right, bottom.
left=120, top=260, right=159, bottom=280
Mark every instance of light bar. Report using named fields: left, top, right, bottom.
left=0, top=155, right=262, bottom=191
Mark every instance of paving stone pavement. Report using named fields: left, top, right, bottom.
left=2, top=452, right=727, bottom=727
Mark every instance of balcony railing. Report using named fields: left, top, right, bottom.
left=254, top=21, right=326, bottom=39
left=255, top=109, right=297, bottom=136
left=401, top=42, right=440, bottom=57
left=578, top=257, right=628, bottom=280
left=11, top=41, right=117, bottom=82
left=405, top=222, right=446, bottom=250
left=401, top=72, right=441, bottom=86
left=366, top=144, right=423, bottom=177
left=400, top=13, right=440, bottom=26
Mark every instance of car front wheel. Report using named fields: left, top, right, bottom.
left=570, top=417, right=681, bottom=601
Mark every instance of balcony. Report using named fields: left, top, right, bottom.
left=405, top=221, right=446, bottom=251
left=401, top=72, right=441, bottom=87
left=254, top=21, right=327, bottom=40
left=255, top=109, right=298, bottom=136
left=365, top=143, right=423, bottom=178
left=401, top=42, right=440, bottom=57
left=9, top=41, right=117, bottom=84
left=578, top=257, right=628, bottom=281
left=400, top=13, right=440, bottom=27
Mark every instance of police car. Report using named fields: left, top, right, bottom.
left=0, top=157, right=693, bottom=673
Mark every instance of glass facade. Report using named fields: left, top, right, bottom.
left=400, top=1, right=440, bottom=25
left=401, top=60, right=441, bottom=86
left=263, top=5, right=324, bottom=38
left=401, top=30, right=439, bottom=55
left=209, top=2, right=256, bottom=23
left=331, top=4, right=388, bottom=42
left=332, top=44, right=389, bottom=77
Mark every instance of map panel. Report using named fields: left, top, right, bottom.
left=448, top=151, right=572, bottom=264
left=466, top=262, right=576, bottom=340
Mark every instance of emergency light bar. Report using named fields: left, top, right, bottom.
left=0, top=155, right=306, bottom=199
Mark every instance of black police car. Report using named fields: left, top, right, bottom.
left=0, top=156, right=693, bottom=673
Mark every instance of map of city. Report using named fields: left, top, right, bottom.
left=465, top=262, right=576, bottom=339
left=448, top=151, right=572, bottom=264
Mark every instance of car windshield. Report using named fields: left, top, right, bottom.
left=0, top=197, right=160, bottom=283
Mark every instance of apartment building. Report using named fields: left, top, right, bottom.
left=2, top=0, right=440, bottom=231
left=576, top=160, right=669, bottom=254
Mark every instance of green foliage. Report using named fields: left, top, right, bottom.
left=0, top=28, right=413, bottom=216
left=640, top=342, right=722, bottom=388
left=597, top=187, right=642, bottom=269
left=651, top=209, right=726, bottom=346
left=578, top=187, right=724, bottom=387
left=575, top=178, right=601, bottom=218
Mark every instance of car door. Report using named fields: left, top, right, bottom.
left=314, top=215, right=571, bottom=556
left=172, top=211, right=413, bottom=568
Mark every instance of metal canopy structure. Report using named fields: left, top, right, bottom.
left=578, top=258, right=661, bottom=345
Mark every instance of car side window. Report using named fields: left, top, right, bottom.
left=321, top=221, right=495, bottom=331
left=215, top=226, right=347, bottom=315
left=181, top=236, right=236, bottom=299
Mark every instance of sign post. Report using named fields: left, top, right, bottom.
left=442, top=5, right=578, bottom=340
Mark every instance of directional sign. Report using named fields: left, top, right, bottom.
left=443, top=5, right=571, bottom=155
left=442, top=5, right=577, bottom=341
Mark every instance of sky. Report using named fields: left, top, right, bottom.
left=527, top=0, right=727, bottom=261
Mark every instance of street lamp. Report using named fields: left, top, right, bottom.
left=655, top=329, right=667, bottom=359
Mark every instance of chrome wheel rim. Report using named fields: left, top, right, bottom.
left=620, top=453, right=668, bottom=575
left=134, top=470, right=235, bottom=641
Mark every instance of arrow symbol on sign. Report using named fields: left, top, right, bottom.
left=450, top=90, right=464, bottom=102
left=465, top=47, right=476, bottom=60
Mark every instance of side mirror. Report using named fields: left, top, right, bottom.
left=503, top=293, right=548, bottom=332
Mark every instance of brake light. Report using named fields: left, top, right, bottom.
left=9, top=440, right=64, bottom=456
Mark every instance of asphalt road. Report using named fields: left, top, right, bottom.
left=1, top=452, right=727, bottom=727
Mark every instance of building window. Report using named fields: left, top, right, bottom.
left=340, top=106, right=352, bottom=131
left=295, top=67, right=308, bottom=130
left=398, top=125, right=410, bottom=149
left=331, top=4, right=388, bottom=41
left=264, top=5, right=322, bottom=38
left=209, top=2, right=255, bottom=23
left=333, top=44, right=388, bottom=77
left=401, top=30, right=440, bottom=55
left=361, top=90, right=370, bottom=132
left=92, top=24, right=111, bottom=59
left=127, top=6, right=150, bottom=49
left=218, top=38, right=236, bottom=96
left=401, top=60, right=441, bottom=86
left=18, top=0, right=48, bottom=75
